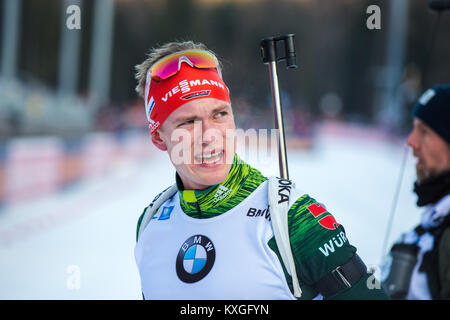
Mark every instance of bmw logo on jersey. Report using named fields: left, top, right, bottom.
left=176, top=235, right=215, bottom=283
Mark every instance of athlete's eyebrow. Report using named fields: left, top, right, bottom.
left=210, top=104, right=230, bottom=114
left=172, top=104, right=231, bottom=125
left=172, top=114, right=201, bottom=125
left=414, top=120, right=427, bottom=131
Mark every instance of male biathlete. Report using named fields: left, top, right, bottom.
left=133, top=41, right=389, bottom=300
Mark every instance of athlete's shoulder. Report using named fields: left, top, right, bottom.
left=243, top=163, right=268, bottom=188
left=268, top=177, right=344, bottom=246
left=136, top=185, right=177, bottom=241
left=150, top=185, right=177, bottom=206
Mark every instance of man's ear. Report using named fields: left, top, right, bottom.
left=151, top=131, right=168, bottom=151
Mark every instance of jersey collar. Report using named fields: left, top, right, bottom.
left=176, top=154, right=251, bottom=217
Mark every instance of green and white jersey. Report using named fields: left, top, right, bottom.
left=135, top=179, right=296, bottom=299
left=135, top=154, right=389, bottom=300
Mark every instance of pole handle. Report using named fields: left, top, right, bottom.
left=260, top=34, right=298, bottom=69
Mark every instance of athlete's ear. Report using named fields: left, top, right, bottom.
left=151, top=130, right=168, bottom=151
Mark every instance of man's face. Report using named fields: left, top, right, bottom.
left=152, top=98, right=236, bottom=190
left=407, top=118, right=450, bottom=183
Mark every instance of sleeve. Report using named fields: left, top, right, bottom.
left=287, top=194, right=389, bottom=300
left=135, top=207, right=148, bottom=300
left=439, top=227, right=450, bottom=299
left=135, top=185, right=175, bottom=242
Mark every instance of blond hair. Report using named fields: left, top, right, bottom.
left=134, top=41, right=221, bottom=98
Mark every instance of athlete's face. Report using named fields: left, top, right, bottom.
left=407, top=118, right=450, bottom=183
left=152, top=98, right=236, bottom=190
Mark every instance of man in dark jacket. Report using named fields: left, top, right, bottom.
left=383, top=84, right=450, bottom=299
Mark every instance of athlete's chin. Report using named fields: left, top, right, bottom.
left=189, top=163, right=231, bottom=188
left=195, top=165, right=230, bottom=185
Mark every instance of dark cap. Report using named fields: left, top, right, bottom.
left=412, top=84, right=450, bottom=145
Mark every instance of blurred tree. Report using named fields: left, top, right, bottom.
left=19, top=0, right=61, bottom=85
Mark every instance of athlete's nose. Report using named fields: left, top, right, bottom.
left=201, top=119, right=221, bottom=147
left=406, top=128, right=419, bottom=151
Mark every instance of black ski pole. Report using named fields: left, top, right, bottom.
left=260, top=34, right=298, bottom=180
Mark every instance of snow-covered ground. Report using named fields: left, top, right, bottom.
left=0, top=127, right=421, bottom=299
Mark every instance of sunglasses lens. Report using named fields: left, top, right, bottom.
left=151, top=60, right=179, bottom=81
left=150, top=50, right=218, bottom=81
left=182, top=50, right=217, bottom=68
